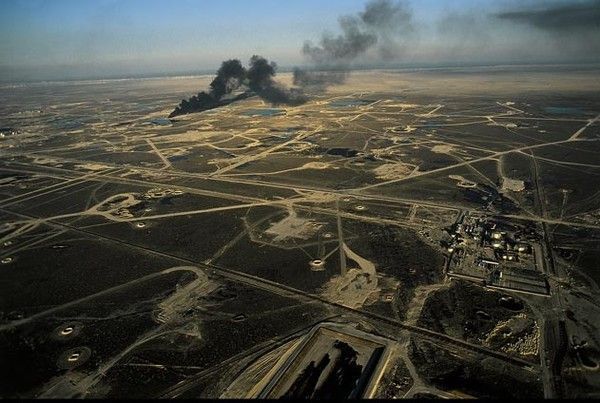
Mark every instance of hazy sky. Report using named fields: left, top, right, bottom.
left=1, top=0, right=599, bottom=81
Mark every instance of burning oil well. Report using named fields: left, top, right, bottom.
left=169, top=56, right=306, bottom=118
left=169, top=1, right=415, bottom=118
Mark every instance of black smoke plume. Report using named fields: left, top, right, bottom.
left=170, top=56, right=305, bottom=118
left=295, top=0, right=413, bottom=88
left=169, top=59, right=249, bottom=118
left=170, top=1, right=414, bottom=117
left=209, top=59, right=247, bottom=99
left=247, top=56, right=307, bottom=106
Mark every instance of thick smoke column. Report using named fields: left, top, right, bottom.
left=295, top=0, right=413, bottom=88
left=169, top=59, right=249, bottom=118
left=247, top=56, right=307, bottom=106
left=170, top=56, right=305, bottom=118
left=209, top=59, right=247, bottom=99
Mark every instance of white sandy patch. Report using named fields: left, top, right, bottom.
left=449, top=174, right=477, bottom=188
left=322, top=243, right=379, bottom=309
left=431, top=144, right=454, bottom=154
left=485, top=314, right=539, bottom=358
left=121, top=169, right=175, bottom=181
left=89, top=193, right=142, bottom=220
left=143, top=188, right=184, bottom=199
left=32, top=157, right=62, bottom=165
left=502, top=177, right=525, bottom=192
left=386, top=102, right=419, bottom=109
left=302, top=162, right=329, bottom=170
left=161, top=129, right=223, bottom=143
left=156, top=267, right=218, bottom=324
left=265, top=209, right=324, bottom=242
left=373, top=163, right=413, bottom=180
left=161, top=147, right=193, bottom=158
left=74, top=163, right=111, bottom=171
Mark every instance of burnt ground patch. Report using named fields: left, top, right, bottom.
left=416, top=280, right=538, bottom=361
left=408, top=338, right=543, bottom=399
left=347, top=223, right=445, bottom=319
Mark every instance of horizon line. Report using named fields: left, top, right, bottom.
left=2, top=60, right=600, bottom=87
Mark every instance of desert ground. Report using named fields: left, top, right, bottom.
left=1, top=66, right=599, bottom=398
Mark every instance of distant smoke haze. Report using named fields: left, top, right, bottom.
left=495, top=0, right=600, bottom=32
left=295, top=0, right=415, bottom=88
left=295, top=0, right=600, bottom=87
left=492, top=0, right=600, bottom=58
left=171, top=0, right=600, bottom=117
left=1, top=0, right=599, bottom=82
